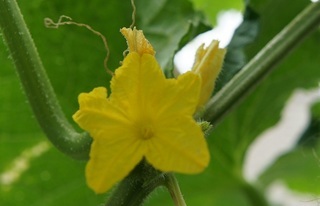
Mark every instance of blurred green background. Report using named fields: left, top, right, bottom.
left=1, top=0, right=320, bottom=205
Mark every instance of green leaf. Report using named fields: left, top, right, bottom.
left=259, top=102, right=320, bottom=194
left=136, top=0, right=211, bottom=72
left=190, top=0, right=243, bottom=25
left=259, top=147, right=320, bottom=194
left=298, top=117, right=320, bottom=147
left=245, top=0, right=310, bottom=58
left=0, top=141, right=106, bottom=205
left=312, top=101, right=320, bottom=116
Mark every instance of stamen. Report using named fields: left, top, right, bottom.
left=140, top=125, right=154, bottom=140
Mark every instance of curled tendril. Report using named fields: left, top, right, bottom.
left=130, top=0, right=136, bottom=29
left=44, top=0, right=137, bottom=75
left=44, top=15, right=114, bottom=76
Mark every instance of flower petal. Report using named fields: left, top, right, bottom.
left=155, top=71, right=201, bottom=117
left=110, top=53, right=167, bottom=120
left=110, top=53, right=201, bottom=120
left=72, top=87, right=132, bottom=139
left=73, top=88, right=147, bottom=193
left=145, top=116, right=210, bottom=173
left=86, top=137, right=145, bottom=193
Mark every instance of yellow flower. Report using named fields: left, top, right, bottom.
left=73, top=27, right=210, bottom=194
left=191, top=41, right=226, bottom=111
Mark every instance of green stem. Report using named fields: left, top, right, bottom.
left=164, top=173, right=187, bottom=206
left=105, top=162, right=164, bottom=206
left=204, top=2, right=320, bottom=124
left=0, top=0, right=91, bottom=160
left=105, top=165, right=187, bottom=206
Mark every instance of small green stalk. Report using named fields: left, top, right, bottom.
left=204, top=2, right=320, bottom=124
left=0, top=0, right=91, bottom=160
left=164, top=173, right=187, bottom=206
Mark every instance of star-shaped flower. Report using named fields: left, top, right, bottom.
left=73, top=27, right=210, bottom=193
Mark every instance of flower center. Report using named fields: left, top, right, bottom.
left=140, top=126, right=154, bottom=140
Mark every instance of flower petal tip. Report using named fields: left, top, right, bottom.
left=120, top=27, right=155, bottom=56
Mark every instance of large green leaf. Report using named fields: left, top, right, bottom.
left=245, top=0, right=310, bottom=58
left=259, top=145, right=320, bottom=194
left=136, top=0, right=211, bottom=71
left=0, top=140, right=106, bottom=205
left=259, top=102, right=320, bottom=194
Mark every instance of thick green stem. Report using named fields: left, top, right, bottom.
left=0, top=0, right=91, bottom=160
left=105, top=164, right=188, bottom=206
left=105, top=162, right=164, bottom=206
left=204, top=2, right=320, bottom=124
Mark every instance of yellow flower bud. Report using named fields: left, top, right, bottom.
left=191, top=40, right=226, bottom=111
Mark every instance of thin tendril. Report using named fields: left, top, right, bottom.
left=130, top=0, right=136, bottom=29
left=44, top=15, right=114, bottom=76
